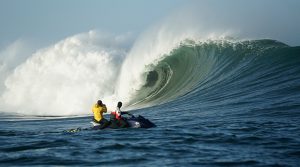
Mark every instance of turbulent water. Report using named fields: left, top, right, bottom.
left=1, top=39, right=300, bottom=166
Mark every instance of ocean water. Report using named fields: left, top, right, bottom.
left=1, top=39, right=300, bottom=166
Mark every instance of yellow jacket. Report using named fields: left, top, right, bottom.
left=92, top=104, right=107, bottom=122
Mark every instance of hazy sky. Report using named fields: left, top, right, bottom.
left=1, top=0, right=300, bottom=47
left=0, top=0, right=186, bottom=46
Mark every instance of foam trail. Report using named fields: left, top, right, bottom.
left=1, top=31, right=130, bottom=116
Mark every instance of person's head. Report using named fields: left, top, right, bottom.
left=117, top=102, right=122, bottom=108
left=97, top=100, right=103, bottom=106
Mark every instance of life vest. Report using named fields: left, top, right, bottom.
left=111, top=111, right=121, bottom=120
left=92, top=104, right=107, bottom=122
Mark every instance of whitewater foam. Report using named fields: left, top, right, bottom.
left=0, top=31, right=130, bottom=116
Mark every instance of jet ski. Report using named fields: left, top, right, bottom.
left=91, top=114, right=156, bottom=129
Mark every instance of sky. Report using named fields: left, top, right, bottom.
left=0, top=0, right=187, bottom=46
left=0, top=0, right=300, bottom=48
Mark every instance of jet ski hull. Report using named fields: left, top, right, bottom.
left=92, top=115, right=155, bottom=129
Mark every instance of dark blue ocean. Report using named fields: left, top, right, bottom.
left=1, top=40, right=300, bottom=166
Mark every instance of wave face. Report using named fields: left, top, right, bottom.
left=128, top=39, right=300, bottom=113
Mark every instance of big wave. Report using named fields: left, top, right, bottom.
left=0, top=31, right=299, bottom=116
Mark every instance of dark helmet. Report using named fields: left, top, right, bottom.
left=97, top=100, right=103, bottom=106
left=117, top=101, right=122, bottom=108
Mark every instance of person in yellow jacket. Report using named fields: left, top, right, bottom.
left=92, top=100, right=109, bottom=129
